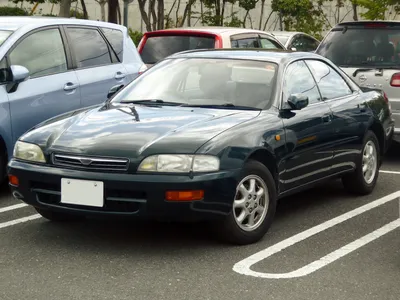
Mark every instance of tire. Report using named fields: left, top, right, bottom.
left=215, top=159, right=277, bottom=245
left=342, top=130, right=380, bottom=195
left=35, top=207, right=84, bottom=222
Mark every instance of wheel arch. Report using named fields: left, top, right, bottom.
left=368, top=120, right=385, bottom=156
left=244, top=147, right=279, bottom=192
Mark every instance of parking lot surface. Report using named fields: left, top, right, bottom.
left=1, top=145, right=400, bottom=300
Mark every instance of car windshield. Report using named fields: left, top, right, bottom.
left=111, top=57, right=278, bottom=110
left=316, top=24, right=400, bottom=68
left=140, top=35, right=216, bottom=64
left=0, top=30, right=13, bottom=46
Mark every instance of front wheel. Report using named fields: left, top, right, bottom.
left=215, top=160, right=277, bottom=245
left=342, top=130, right=380, bottom=195
left=35, top=207, right=84, bottom=222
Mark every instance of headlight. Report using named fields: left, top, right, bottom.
left=138, top=154, right=220, bottom=173
left=13, top=141, right=46, bottom=163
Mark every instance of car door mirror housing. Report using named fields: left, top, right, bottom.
left=10, top=65, right=29, bottom=83
left=287, top=93, right=309, bottom=110
left=107, top=84, right=124, bottom=99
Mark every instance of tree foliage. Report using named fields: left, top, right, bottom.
left=357, top=0, right=400, bottom=19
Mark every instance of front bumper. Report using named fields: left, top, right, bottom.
left=8, top=159, right=240, bottom=221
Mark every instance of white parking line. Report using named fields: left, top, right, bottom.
left=0, top=203, right=28, bottom=214
left=233, top=191, right=400, bottom=279
left=0, top=214, right=41, bottom=230
left=380, top=170, right=400, bottom=175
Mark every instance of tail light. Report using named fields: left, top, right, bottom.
left=390, top=73, right=400, bottom=87
left=138, top=64, right=147, bottom=75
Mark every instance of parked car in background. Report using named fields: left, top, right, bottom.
left=315, top=21, right=399, bottom=143
left=0, top=16, right=147, bottom=184
left=8, top=49, right=394, bottom=245
left=270, top=31, right=320, bottom=52
left=137, top=27, right=286, bottom=67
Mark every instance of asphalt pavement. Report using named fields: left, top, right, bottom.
left=1, top=145, right=400, bottom=300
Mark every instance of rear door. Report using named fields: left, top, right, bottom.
left=305, top=58, right=366, bottom=174
left=138, top=32, right=218, bottom=66
left=316, top=22, right=400, bottom=135
left=64, top=25, right=131, bottom=107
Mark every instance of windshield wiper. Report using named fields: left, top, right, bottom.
left=120, top=99, right=182, bottom=106
left=180, top=103, right=258, bottom=110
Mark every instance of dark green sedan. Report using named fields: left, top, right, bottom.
left=7, top=49, right=394, bottom=245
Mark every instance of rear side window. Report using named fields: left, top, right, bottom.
left=140, top=35, right=216, bottom=64
left=101, top=27, right=124, bottom=62
left=259, top=36, right=283, bottom=49
left=231, top=37, right=259, bottom=48
left=66, top=27, right=112, bottom=69
left=316, top=24, right=400, bottom=67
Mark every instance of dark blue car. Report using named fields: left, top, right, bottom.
left=8, top=49, right=394, bottom=245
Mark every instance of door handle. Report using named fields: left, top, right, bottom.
left=63, top=82, right=78, bottom=91
left=322, top=114, right=332, bottom=123
left=115, top=72, right=126, bottom=80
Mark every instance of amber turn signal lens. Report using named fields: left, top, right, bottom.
left=165, top=190, right=204, bottom=201
left=8, top=175, right=19, bottom=186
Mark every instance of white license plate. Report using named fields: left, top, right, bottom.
left=61, top=178, right=104, bottom=207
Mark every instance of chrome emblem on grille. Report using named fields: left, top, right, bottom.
left=79, top=158, right=93, bottom=166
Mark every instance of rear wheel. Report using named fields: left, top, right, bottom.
left=342, top=130, right=380, bottom=195
left=35, top=207, right=84, bottom=222
left=215, top=160, right=277, bottom=245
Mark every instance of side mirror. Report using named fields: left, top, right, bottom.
left=287, top=93, right=309, bottom=110
left=10, top=65, right=29, bottom=83
left=291, top=47, right=297, bottom=51
left=107, top=84, right=124, bottom=99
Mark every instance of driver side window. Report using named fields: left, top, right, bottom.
left=282, top=60, right=321, bottom=106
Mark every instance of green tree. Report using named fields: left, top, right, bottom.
left=357, top=0, right=400, bottom=19
left=271, top=0, right=327, bottom=40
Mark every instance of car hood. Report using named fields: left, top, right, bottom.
left=21, top=104, right=260, bottom=159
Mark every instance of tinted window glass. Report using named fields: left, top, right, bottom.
left=303, top=36, right=319, bottom=51
left=111, top=58, right=278, bottom=109
left=306, top=60, right=352, bottom=100
left=9, top=28, right=67, bottom=78
left=0, top=56, right=10, bottom=83
left=67, top=27, right=111, bottom=68
left=259, top=36, right=282, bottom=49
left=141, top=35, right=215, bottom=64
left=101, top=27, right=123, bottom=62
left=283, top=60, right=320, bottom=104
left=316, top=26, right=400, bottom=67
left=231, top=37, right=260, bottom=48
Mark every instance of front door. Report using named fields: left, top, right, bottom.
left=280, top=60, right=334, bottom=192
left=5, top=26, right=81, bottom=145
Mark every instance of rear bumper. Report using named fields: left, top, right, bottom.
left=8, top=159, right=240, bottom=221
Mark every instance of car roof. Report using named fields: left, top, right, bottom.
left=336, top=20, right=400, bottom=27
left=168, top=48, right=322, bottom=64
left=270, top=31, right=301, bottom=37
left=144, top=26, right=276, bottom=36
left=0, top=16, right=126, bottom=31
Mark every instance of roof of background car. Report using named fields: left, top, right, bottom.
left=270, top=31, right=301, bottom=37
left=0, top=16, right=126, bottom=31
left=336, top=20, right=400, bottom=26
left=144, top=26, right=276, bottom=36
left=169, top=48, right=322, bottom=63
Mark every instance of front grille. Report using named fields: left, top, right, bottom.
left=52, top=154, right=129, bottom=172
